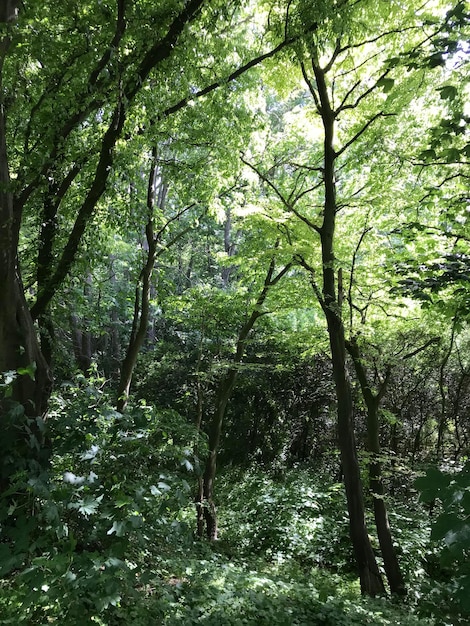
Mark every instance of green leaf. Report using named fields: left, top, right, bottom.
left=438, top=85, right=458, bottom=100
left=9, top=403, right=25, bottom=419
left=386, top=56, right=400, bottom=68
left=75, top=494, right=103, bottom=516
left=431, top=512, right=463, bottom=541
left=443, top=147, right=461, bottom=163
left=17, top=362, right=37, bottom=381
left=462, top=143, right=470, bottom=158
left=415, top=466, right=450, bottom=501
left=419, top=149, right=436, bottom=162
left=114, top=494, right=131, bottom=508
left=107, top=520, right=127, bottom=537
left=428, top=52, right=445, bottom=67
left=129, top=514, right=143, bottom=529
left=377, top=77, right=394, bottom=93
left=456, top=575, right=470, bottom=611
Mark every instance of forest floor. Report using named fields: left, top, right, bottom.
left=0, top=466, right=464, bottom=625
left=104, top=468, right=457, bottom=626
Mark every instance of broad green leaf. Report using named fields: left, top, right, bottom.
left=431, top=512, right=469, bottom=546
left=419, top=149, right=436, bottom=161
left=17, top=362, right=37, bottom=380
left=107, top=520, right=127, bottom=537
left=438, top=85, right=458, bottom=100
left=377, top=77, right=394, bottom=93
left=77, top=494, right=103, bottom=516
left=443, top=147, right=461, bottom=163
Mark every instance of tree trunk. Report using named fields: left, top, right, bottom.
left=0, top=18, right=52, bottom=493
left=70, top=313, right=93, bottom=375
left=311, top=58, right=385, bottom=596
left=437, top=321, right=455, bottom=459
left=325, top=314, right=385, bottom=595
left=116, top=151, right=191, bottom=411
left=221, top=206, right=238, bottom=286
left=201, top=370, right=238, bottom=539
left=346, top=338, right=406, bottom=595
left=197, top=252, right=292, bottom=539
left=116, top=152, right=161, bottom=412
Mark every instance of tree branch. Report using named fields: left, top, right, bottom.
left=241, top=155, right=321, bottom=233
left=294, top=254, right=325, bottom=310
left=402, top=337, right=441, bottom=360
left=348, top=218, right=372, bottom=332
left=156, top=25, right=318, bottom=122
left=339, top=68, right=391, bottom=113
left=300, top=60, right=321, bottom=112
left=336, top=112, right=395, bottom=158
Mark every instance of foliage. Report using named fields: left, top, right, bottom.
left=2, top=0, right=470, bottom=621
left=133, top=556, right=435, bottom=625
left=415, top=462, right=470, bottom=622
left=107, top=467, right=434, bottom=625
left=0, top=378, right=203, bottom=624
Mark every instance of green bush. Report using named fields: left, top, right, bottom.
left=415, top=461, right=470, bottom=623
left=0, top=378, right=203, bottom=624
left=214, top=467, right=356, bottom=571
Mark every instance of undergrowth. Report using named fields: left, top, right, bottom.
left=0, top=380, right=467, bottom=624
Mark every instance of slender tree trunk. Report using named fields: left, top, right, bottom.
left=312, top=58, right=385, bottom=596
left=325, top=313, right=384, bottom=595
left=437, top=321, right=456, bottom=459
left=36, top=173, right=72, bottom=364
left=70, top=313, right=93, bottom=375
left=116, top=152, right=191, bottom=411
left=221, top=206, right=237, bottom=286
left=201, top=369, right=238, bottom=539
left=116, top=152, right=162, bottom=412
left=197, top=252, right=292, bottom=539
left=193, top=325, right=207, bottom=538
left=346, top=338, right=406, bottom=595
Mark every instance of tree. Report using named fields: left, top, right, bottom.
left=0, top=0, right=316, bottom=494
left=197, top=244, right=292, bottom=539
left=239, top=0, right=458, bottom=594
left=0, top=1, right=52, bottom=494
left=117, top=157, right=202, bottom=410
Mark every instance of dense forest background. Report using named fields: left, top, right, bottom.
left=0, top=0, right=469, bottom=623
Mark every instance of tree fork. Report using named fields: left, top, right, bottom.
left=312, top=55, right=385, bottom=596
left=346, top=337, right=406, bottom=595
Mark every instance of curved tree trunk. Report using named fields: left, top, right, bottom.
left=197, top=252, right=292, bottom=539
left=0, top=11, right=52, bottom=494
